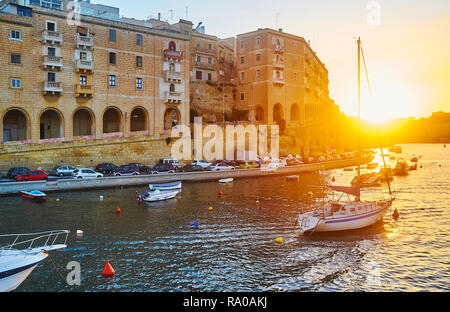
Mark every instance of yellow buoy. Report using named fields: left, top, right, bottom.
left=275, top=237, right=283, bottom=244
left=56, top=198, right=60, bottom=202
left=208, top=206, right=213, bottom=211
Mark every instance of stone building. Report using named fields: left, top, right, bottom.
left=235, top=28, right=338, bottom=156
left=0, top=0, right=192, bottom=169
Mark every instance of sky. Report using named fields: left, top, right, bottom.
left=97, top=0, right=450, bottom=121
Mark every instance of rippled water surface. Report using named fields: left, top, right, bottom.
left=1, top=144, right=449, bottom=291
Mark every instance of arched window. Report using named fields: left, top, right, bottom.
left=3, top=109, right=28, bottom=142
left=170, top=83, right=175, bottom=92
left=169, top=41, right=176, bottom=51
left=40, top=109, right=63, bottom=139
left=73, top=108, right=93, bottom=136
left=291, top=104, right=299, bottom=121
left=273, top=104, right=283, bottom=124
left=164, top=108, right=180, bottom=130
left=255, top=107, right=264, bottom=122
left=103, top=107, right=122, bottom=134
left=130, top=107, right=148, bottom=132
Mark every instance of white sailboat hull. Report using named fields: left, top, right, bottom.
left=298, top=200, right=392, bottom=234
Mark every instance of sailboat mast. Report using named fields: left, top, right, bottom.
left=357, top=37, right=361, bottom=182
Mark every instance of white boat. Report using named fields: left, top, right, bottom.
left=297, top=38, right=394, bottom=235
left=149, top=181, right=182, bottom=191
left=21, top=191, right=47, bottom=199
left=219, top=178, right=233, bottom=183
left=0, top=230, right=69, bottom=292
left=142, top=190, right=179, bottom=202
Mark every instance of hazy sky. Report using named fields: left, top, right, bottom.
left=97, top=0, right=450, bottom=120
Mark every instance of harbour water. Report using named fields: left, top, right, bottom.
left=0, top=144, right=448, bottom=291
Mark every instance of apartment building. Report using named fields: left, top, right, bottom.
left=0, top=0, right=191, bottom=145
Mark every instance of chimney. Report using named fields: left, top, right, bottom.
left=279, top=28, right=283, bottom=32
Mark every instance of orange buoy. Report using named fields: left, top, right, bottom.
left=102, top=260, right=115, bottom=276
left=116, top=206, right=121, bottom=213
left=392, top=208, right=399, bottom=220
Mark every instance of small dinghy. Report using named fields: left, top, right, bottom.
left=141, top=190, right=179, bottom=202
left=20, top=191, right=47, bottom=199
left=149, top=181, right=182, bottom=191
left=219, top=178, right=233, bottom=183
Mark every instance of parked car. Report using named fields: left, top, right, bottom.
left=113, top=165, right=140, bottom=176
left=210, top=162, right=236, bottom=171
left=72, top=168, right=103, bottom=179
left=95, top=163, right=118, bottom=175
left=7, top=167, right=30, bottom=179
left=191, top=160, right=212, bottom=169
left=179, top=164, right=209, bottom=172
left=159, top=158, right=183, bottom=169
left=128, top=163, right=151, bottom=174
left=151, top=163, right=176, bottom=174
left=50, top=166, right=76, bottom=177
left=239, top=161, right=260, bottom=169
left=15, top=170, right=48, bottom=182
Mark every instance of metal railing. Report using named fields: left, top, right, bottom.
left=0, top=230, right=69, bottom=251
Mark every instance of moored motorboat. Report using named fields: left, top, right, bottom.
left=141, top=190, right=179, bottom=202
left=0, top=230, right=69, bottom=292
left=20, top=191, right=47, bottom=199
left=219, top=178, right=233, bottom=183
left=149, top=181, right=182, bottom=191
left=351, top=172, right=381, bottom=188
left=408, top=163, right=417, bottom=171
left=394, top=158, right=409, bottom=176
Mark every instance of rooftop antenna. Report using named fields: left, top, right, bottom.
left=275, top=13, right=280, bottom=29
left=169, top=9, right=174, bottom=21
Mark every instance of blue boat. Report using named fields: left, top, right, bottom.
left=149, top=181, right=182, bottom=191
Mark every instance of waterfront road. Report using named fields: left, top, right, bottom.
left=0, top=156, right=371, bottom=196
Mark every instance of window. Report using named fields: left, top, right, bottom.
left=169, top=41, right=176, bottom=51
left=256, top=54, right=261, bottom=62
left=47, top=72, right=56, bottom=82
left=80, top=51, right=87, bottom=61
left=10, top=30, right=21, bottom=40
left=208, top=43, right=212, bottom=50
left=109, top=75, right=116, bottom=87
left=256, top=70, right=261, bottom=78
left=11, top=54, right=21, bottom=64
left=46, top=21, right=56, bottom=31
left=208, top=73, right=212, bottom=81
left=136, top=34, right=143, bottom=46
left=196, top=71, right=202, bottom=80
left=240, top=56, right=245, bottom=64
left=256, top=37, right=261, bottom=46
left=109, top=52, right=116, bottom=65
left=197, top=42, right=201, bottom=48
left=109, top=29, right=116, bottom=42
left=79, top=76, right=87, bottom=85
left=240, top=72, right=245, bottom=81
left=136, top=56, right=142, bottom=67
left=169, top=63, right=175, bottom=71
left=136, top=78, right=143, bottom=89
left=169, top=84, right=175, bottom=92
left=47, top=47, right=56, bottom=57
left=240, top=93, right=245, bottom=101
left=196, top=56, right=201, bottom=65
left=208, top=58, right=212, bottom=66
left=240, top=40, right=244, bottom=49
left=17, top=6, right=32, bottom=17
left=11, top=78, right=21, bottom=88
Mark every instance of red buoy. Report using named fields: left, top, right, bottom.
left=116, top=206, right=121, bottom=213
left=102, top=260, right=115, bottom=276
left=218, top=190, right=223, bottom=195
left=392, top=208, right=399, bottom=220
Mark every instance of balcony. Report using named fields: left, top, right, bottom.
left=75, top=59, right=94, bottom=73
left=75, top=35, right=94, bottom=50
left=42, top=30, right=62, bottom=45
left=195, top=62, right=214, bottom=71
left=43, top=55, right=63, bottom=70
left=164, top=91, right=183, bottom=104
left=273, top=44, right=284, bottom=53
left=163, top=49, right=183, bottom=62
left=165, top=70, right=183, bottom=83
left=43, top=81, right=63, bottom=95
left=273, top=60, right=285, bottom=69
left=75, top=84, right=94, bottom=97
left=273, top=77, right=285, bottom=86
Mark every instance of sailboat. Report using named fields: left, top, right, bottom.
left=297, top=38, right=395, bottom=234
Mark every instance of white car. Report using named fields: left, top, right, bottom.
left=159, top=158, right=183, bottom=169
left=267, top=159, right=287, bottom=168
left=72, top=168, right=103, bottom=179
left=210, top=163, right=236, bottom=171
left=191, top=160, right=212, bottom=168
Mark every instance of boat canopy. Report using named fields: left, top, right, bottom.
left=330, top=185, right=360, bottom=198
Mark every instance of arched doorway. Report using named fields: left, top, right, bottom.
left=164, top=108, right=180, bottom=130
left=273, top=103, right=283, bottom=124
left=103, top=107, right=122, bottom=134
left=73, top=108, right=94, bottom=137
left=290, top=103, right=299, bottom=121
left=40, top=109, right=63, bottom=140
left=255, top=107, right=264, bottom=122
left=2, top=109, right=28, bottom=142
left=130, top=107, right=148, bottom=132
